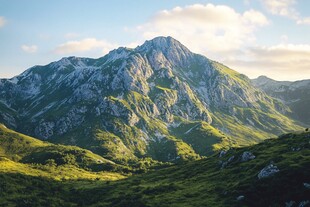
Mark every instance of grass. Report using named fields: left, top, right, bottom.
left=0, top=159, right=124, bottom=181
left=0, top=124, right=128, bottom=176
left=169, top=120, right=230, bottom=155
left=72, top=130, right=310, bottom=207
left=1, top=126, right=309, bottom=206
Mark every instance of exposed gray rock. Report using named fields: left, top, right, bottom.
left=291, top=147, right=301, bottom=151
left=303, top=183, right=310, bottom=189
left=0, top=36, right=302, bottom=162
left=228, top=155, right=235, bottom=162
left=34, top=106, right=88, bottom=139
left=258, top=164, right=279, bottom=179
left=299, top=200, right=310, bottom=207
left=221, top=155, right=235, bottom=169
left=285, top=201, right=296, bottom=207
left=35, top=121, right=55, bottom=140
left=0, top=112, right=17, bottom=128
left=236, top=195, right=245, bottom=201
left=97, top=97, right=139, bottom=126
left=241, top=151, right=256, bottom=162
left=219, top=150, right=227, bottom=158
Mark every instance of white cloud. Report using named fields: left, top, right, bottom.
left=130, top=3, right=309, bottom=81
left=21, top=45, right=38, bottom=53
left=0, top=16, right=6, bottom=28
left=54, top=38, right=117, bottom=55
left=223, top=44, right=310, bottom=80
left=125, top=41, right=141, bottom=49
left=136, top=4, right=268, bottom=58
left=297, top=17, right=310, bottom=25
left=243, top=9, right=270, bottom=26
left=261, top=0, right=310, bottom=25
left=261, top=0, right=298, bottom=18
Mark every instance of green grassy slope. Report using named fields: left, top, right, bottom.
left=0, top=124, right=126, bottom=180
left=169, top=119, right=231, bottom=155
left=1, top=128, right=309, bottom=206
left=73, top=130, right=310, bottom=207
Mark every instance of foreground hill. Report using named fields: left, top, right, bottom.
left=0, top=124, right=128, bottom=181
left=252, top=75, right=310, bottom=125
left=0, top=37, right=302, bottom=164
left=1, top=127, right=309, bottom=206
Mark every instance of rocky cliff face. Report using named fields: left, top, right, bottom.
left=0, top=36, right=302, bottom=163
left=252, top=75, right=310, bottom=125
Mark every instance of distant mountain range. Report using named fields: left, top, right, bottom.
left=252, top=76, right=310, bottom=125
left=0, top=36, right=303, bottom=165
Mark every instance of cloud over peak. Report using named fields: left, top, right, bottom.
left=54, top=38, right=117, bottom=55
left=137, top=3, right=269, bottom=56
left=224, top=43, right=310, bottom=80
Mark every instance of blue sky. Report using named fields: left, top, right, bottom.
left=0, top=0, right=309, bottom=80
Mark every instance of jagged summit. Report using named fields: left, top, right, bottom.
left=135, top=36, right=195, bottom=69
left=137, top=36, right=190, bottom=52
left=0, top=36, right=302, bottom=164
left=15, top=36, right=193, bottom=79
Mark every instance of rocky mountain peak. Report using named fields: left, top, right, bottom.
left=50, top=56, right=90, bottom=68
left=105, top=47, right=133, bottom=63
left=136, top=36, right=195, bottom=69
left=137, top=36, right=189, bottom=52
left=0, top=36, right=303, bottom=164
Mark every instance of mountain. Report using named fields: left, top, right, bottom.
left=0, top=36, right=302, bottom=164
left=252, top=76, right=310, bottom=125
left=1, top=129, right=310, bottom=206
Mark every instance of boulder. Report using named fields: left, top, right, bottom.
left=228, top=156, right=235, bottom=162
left=258, top=164, right=279, bottom=179
left=221, top=156, right=235, bottom=169
left=219, top=150, right=227, bottom=158
left=236, top=195, right=245, bottom=201
left=241, top=151, right=255, bottom=162
left=299, top=200, right=310, bottom=207
left=303, top=183, right=310, bottom=189
left=285, top=201, right=296, bottom=207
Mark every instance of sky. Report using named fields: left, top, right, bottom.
left=0, top=0, right=309, bottom=81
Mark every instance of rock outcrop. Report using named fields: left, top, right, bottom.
left=241, top=151, right=255, bottom=162
left=258, top=164, right=279, bottom=179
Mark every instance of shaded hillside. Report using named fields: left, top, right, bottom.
left=74, top=130, right=310, bottom=207
left=1, top=129, right=309, bottom=207
left=252, top=75, right=310, bottom=125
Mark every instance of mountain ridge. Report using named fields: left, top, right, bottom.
left=0, top=36, right=303, bottom=164
left=252, top=75, right=310, bottom=125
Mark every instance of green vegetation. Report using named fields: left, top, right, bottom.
left=169, top=120, right=231, bottom=155
left=1, top=125, right=309, bottom=206
left=0, top=124, right=126, bottom=179
left=73, top=130, right=309, bottom=207
left=0, top=37, right=308, bottom=206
